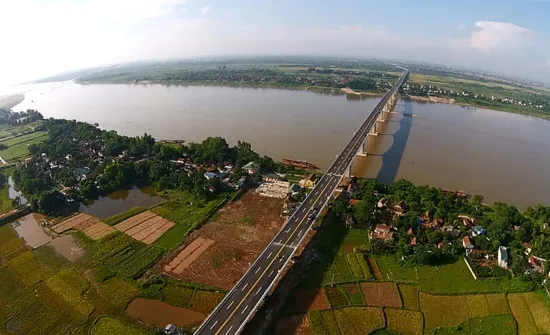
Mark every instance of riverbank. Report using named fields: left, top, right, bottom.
left=406, top=94, right=550, bottom=121
left=340, top=87, right=382, bottom=97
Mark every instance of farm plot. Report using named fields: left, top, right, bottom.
left=295, top=288, right=331, bottom=312
left=508, top=293, right=538, bottom=335
left=398, top=284, right=419, bottom=310
left=521, top=292, right=550, bottom=334
left=433, top=314, right=517, bottom=335
left=52, top=213, right=115, bottom=240
left=360, top=282, right=402, bottom=308
left=115, top=210, right=175, bottom=244
left=0, top=131, right=48, bottom=162
left=420, top=293, right=471, bottom=334
left=384, top=308, right=423, bottom=335
left=83, top=222, right=117, bottom=240
left=275, top=314, right=311, bottom=335
left=188, top=290, right=225, bottom=314
left=164, top=237, right=215, bottom=274
left=340, top=307, right=384, bottom=334
left=8, top=250, right=51, bottom=286
left=95, top=233, right=164, bottom=279
left=0, top=225, right=27, bottom=261
left=45, top=268, right=94, bottom=317
left=91, top=317, right=148, bottom=335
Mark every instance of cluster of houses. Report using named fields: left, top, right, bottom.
left=404, top=84, right=546, bottom=110
left=365, top=198, right=549, bottom=277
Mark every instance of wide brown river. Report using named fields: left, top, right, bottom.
left=12, top=82, right=550, bottom=208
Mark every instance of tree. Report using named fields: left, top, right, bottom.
left=35, top=190, right=66, bottom=215
left=331, top=200, right=347, bottom=219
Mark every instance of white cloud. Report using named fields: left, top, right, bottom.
left=200, top=6, right=211, bottom=16
left=467, top=21, right=535, bottom=53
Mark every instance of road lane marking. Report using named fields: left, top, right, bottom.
left=279, top=256, right=284, bottom=262
left=257, top=286, right=263, bottom=294
left=268, top=252, right=273, bottom=258
left=241, top=306, right=249, bottom=315
left=269, top=270, right=274, bottom=277
left=227, top=301, right=234, bottom=309
left=255, top=267, right=261, bottom=274
left=284, top=228, right=290, bottom=233
left=210, top=320, right=219, bottom=330
left=241, top=283, right=249, bottom=291
left=213, top=177, right=337, bottom=335
left=224, top=326, right=233, bottom=335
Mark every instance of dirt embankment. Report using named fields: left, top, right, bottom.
left=340, top=87, right=381, bottom=97
left=407, top=95, right=456, bottom=104
left=158, top=190, right=285, bottom=290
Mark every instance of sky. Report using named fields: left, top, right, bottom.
left=1, top=0, right=550, bottom=87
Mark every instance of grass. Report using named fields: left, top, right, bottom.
left=152, top=190, right=227, bottom=250
left=376, top=255, right=529, bottom=294
left=34, top=244, right=69, bottom=271
left=91, top=317, right=150, bottom=335
left=104, top=206, right=147, bottom=225
left=94, top=277, right=139, bottom=311
left=0, top=226, right=27, bottom=261
left=384, top=308, right=423, bottom=335
left=432, top=314, right=517, bottom=335
left=0, top=131, right=48, bottom=162
left=398, top=284, right=419, bottom=310
left=162, top=283, right=195, bottom=307
left=0, top=121, right=43, bottom=140
left=0, top=172, right=14, bottom=214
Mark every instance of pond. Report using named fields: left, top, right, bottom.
left=8, top=176, right=27, bottom=206
left=79, top=186, right=164, bottom=219
left=126, top=298, right=205, bottom=327
left=12, top=213, right=50, bottom=249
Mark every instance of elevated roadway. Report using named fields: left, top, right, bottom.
left=195, top=69, right=409, bottom=335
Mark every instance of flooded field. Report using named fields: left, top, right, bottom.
left=126, top=298, right=205, bottom=327
left=49, top=234, right=87, bottom=262
left=79, top=186, right=164, bottom=219
left=12, top=214, right=50, bottom=248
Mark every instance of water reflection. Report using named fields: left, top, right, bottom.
left=79, top=186, right=164, bottom=219
left=8, top=176, right=27, bottom=206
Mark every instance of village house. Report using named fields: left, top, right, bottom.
left=462, top=235, right=474, bottom=250
left=471, top=225, right=486, bottom=237
left=204, top=172, right=217, bottom=180
left=528, top=256, right=546, bottom=274
left=498, top=246, right=508, bottom=269
left=243, top=161, right=260, bottom=174
left=348, top=199, right=361, bottom=206
left=289, top=184, right=302, bottom=197
left=371, top=224, right=394, bottom=241
left=458, top=214, right=476, bottom=227
left=393, top=201, right=406, bottom=216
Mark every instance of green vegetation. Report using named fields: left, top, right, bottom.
left=407, top=73, right=550, bottom=120
left=384, top=308, right=424, bottom=335
left=432, top=314, right=517, bottom=335
left=91, top=317, right=150, bottom=335
left=398, top=284, right=419, bottom=310
left=104, top=206, right=147, bottom=225
left=95, top=233, right=164, bottom=279
left=152, top=191, right=227, bottom=250
left=0, top=131, right=48, bottom=162
left=162, top=283, right=195, bottom=307
left=45, top=268, right=94, bottom=317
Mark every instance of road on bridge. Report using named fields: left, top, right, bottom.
left=195, top=70, right=409, bottom=335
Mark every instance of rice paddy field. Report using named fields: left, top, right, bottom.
left=277, top=224, right=550, bottom=335
left=0, top=131, right=48, bottom=163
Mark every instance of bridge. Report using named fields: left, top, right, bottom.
left=195, top=69, right=409, bottom=335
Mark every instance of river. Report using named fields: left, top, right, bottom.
left=11, top=82, right=550, bottom=208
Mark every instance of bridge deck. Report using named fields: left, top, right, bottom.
left=195, top=70, right=409, bottom=335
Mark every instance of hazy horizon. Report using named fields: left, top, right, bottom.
left=1, top=0, right=550, bottom=87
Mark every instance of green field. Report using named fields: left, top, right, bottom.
left=152, top=190, right=228, bottom=250
left=432, top=314, right=517, bottom=335
left=0, top=121, right=43, bottom=140
left=0, top=131, right=48, bottom=162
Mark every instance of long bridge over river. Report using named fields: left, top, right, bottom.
left=195, top=69, right=410, bottom=335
